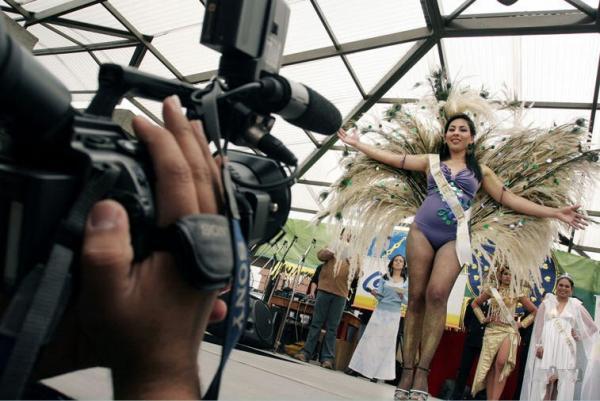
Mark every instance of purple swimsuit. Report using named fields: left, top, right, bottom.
left=413, top=163, right=480, bottom=250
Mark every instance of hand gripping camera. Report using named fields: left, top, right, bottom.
left=0, top=0, right=342, bottom=397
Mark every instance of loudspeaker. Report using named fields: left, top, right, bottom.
left=208, top=295, right=274, bottom=349
left=241, top=297, right=274, bottom=348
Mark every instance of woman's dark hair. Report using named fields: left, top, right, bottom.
left=557, top=275, right=575, bottom=289
left=439, top=113, right=482, bottom=182
left=383, top=254, right=407, bottom=281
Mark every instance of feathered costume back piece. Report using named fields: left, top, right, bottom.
left=319, top=70, right=600, bottom=294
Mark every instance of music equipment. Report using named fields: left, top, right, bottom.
left=208, top=295, right=275, bottom=349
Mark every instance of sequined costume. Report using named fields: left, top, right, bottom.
left=414, top=163, right=480, bottom=250
left=471, top=286, right=529, bottom=396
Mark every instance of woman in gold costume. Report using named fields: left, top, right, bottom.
left=470, top=267, right=537, bottom=400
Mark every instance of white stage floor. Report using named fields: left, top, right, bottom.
left=42, top=341, right=440, bottom=400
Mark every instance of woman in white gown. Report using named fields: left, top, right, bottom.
left=581, top=333, right=600, bottom=400
left=348, top=255, right=408, bottom=380
left=520, top=274, right=598, bottom=401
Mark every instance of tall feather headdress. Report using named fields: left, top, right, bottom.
left=319, top=70, right=599, bottom=294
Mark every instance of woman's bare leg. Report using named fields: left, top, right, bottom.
left=544, top=378, right=557, bottom=401
left=411, top=240, right=462, bottom=393
left=396, top=224, right=434, bottom=393
left=486, top=364, right=495, bottom=400
left=489, top=337, right=510, bottom=400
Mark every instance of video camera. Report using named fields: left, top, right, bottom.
left=0, top=0, right=341, bottom=291
left=0, top=0, right=341, bottom=397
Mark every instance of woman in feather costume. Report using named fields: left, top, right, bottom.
left=325, top=71, right=597, bottom=400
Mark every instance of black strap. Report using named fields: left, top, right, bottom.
left=153, top=215, right=234, bottom=291
left=0, top=166, right=119, bottom=399
left=203, top=218, right=249, bottom=400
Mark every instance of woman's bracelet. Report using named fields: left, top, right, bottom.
left=400, top=154, right=406, bottom=169
left=473, top=306, right=486, bottom=324
left=520, top=313, right=535, bottom=328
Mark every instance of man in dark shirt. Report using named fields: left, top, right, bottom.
left=451, top=298, right=488, bottom=400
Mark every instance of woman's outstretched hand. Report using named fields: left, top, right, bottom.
left=555, top=205, right=588, bottom=230
left=337, top=128, right=360, bottom=147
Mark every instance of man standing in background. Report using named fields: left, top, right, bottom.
left=294, top=232, right=361, bottom=369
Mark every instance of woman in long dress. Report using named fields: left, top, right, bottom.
left=470, top=266, right=537, bottom=400
left=581, top=331, right=600, bottom=400
left=348, top=254, right=408, bottom=381
left=520, top=274, right=598, bottom=401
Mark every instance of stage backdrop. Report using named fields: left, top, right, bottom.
left=353, top=229, right=467, bottom=329
left=255, top=220, right=599, bottom=323
left=552, top=249, right=600, bottom=318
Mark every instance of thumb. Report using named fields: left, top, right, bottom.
left=81, top=200, right=134, bottom=296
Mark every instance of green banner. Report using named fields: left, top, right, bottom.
left=553, top=249, right=600, bottom=318
left=254, top=219, right=334, bottom=270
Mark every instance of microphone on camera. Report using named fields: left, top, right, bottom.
left=227, top=101, right=298, bottom=166
left=256, top=74, right=342, bottom=135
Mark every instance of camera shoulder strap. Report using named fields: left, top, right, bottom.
left=202, top=84, right=250, bottom=400
left=0, top=165, right=119, bottom=399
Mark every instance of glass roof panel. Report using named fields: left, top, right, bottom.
left=108, top=0, right=204, bottom=35
left=36, top=52, right=99, bottom=91
left=280, top=56, right=362, bottom=116
left=19, top=0, right=71, bottom=12
left=520, top=107, right=590, bottom=129
left=270, top=118, right=316, bottom=159
left=283, top=0, right=333, bottom=55
left=71, top=92, right=95, bottom=104
left=593, top=115, right=600, bottom=145
left=53, top=25, right=130, bottom=44
left=521, top=34, right=600, bottom=103
left=442, top=36, right=516, bottom=99
left=138, top=52, right=177, bottom=79
left=130, top=97, right=164, bottom=122
left=346, top=42, right=415, bottom=94
left=92, top=47, right=135, bottom=66
left=384, top=46, right=441, bottom=99
left=27, top=24, right=75, bottom=49
left=291, top=183, right=322, bottom=211
left=318, top=0, right=426, bottom=44
left=439, top=0, right=577, bottom=15
left=151, top=24, right=220, bottom=76
left=302, top=149, right=345, bottom=183
left=62, top=4, right=125, bottom=29
left=336, top=98, right=365, bottom=120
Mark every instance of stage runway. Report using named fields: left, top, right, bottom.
left=41, top=341, right=440, bottom=400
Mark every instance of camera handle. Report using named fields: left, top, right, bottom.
left=0, top=165, right=121, bottom=399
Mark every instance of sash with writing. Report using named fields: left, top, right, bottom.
left=428, top=154, right=472, bottom=267
left=490, top=287, right=520, bottom=333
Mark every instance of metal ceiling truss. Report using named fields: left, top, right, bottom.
left=298, top=4, right=600, bottom=179
left=379, top=98, right=600, bottom=111
left=296, top=36, right=436, bottom=178
left=22, top=0, right=105, bottom=26
left=588, top=50, right=600, bottom=137
left=3, top=0, right=600, bottom=235
left=100, top=2, right=187, bottom=82
left=309, top=0, right=366, bottom=99
left=446, top=0, right=477, bottom=23
left=32, top=38, right=138, bottom=55
left=184, top=27, right=432, bottom=84
left=49, top=18, right=140, bottom=40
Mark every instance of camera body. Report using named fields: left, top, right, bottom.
left=0, top=0, right=293, bottom=292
